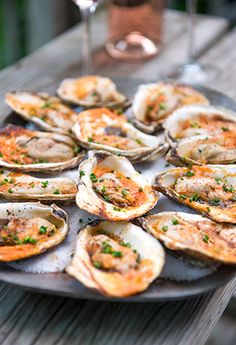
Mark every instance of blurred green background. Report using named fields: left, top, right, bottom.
left=0, top=0, right=236, bottom=70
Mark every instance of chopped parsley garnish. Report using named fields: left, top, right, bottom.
left=189, top=194, right=200, bottom=202
left=159, top=103, right=166, bottom=110
left=172, top=218, right=179, bottom=225
left=53, top=189, right=60, bottom=195
left=209, top=198, right=221, bottom=206
left=147, top=105, right=154, bottom=113
left=87, top=137, right=93, bottom=142
left=122, top=189, right=128, bottom=196
left=223, top=184, right=235, bottom=193
left=113, top=206, right=121, bottom=211
left=113, top=251, right=123, bottom=258
left=206, top=207, right=211, bottom=212
left=41, top=181, right=49, bottom=188
left=202, top=234, right=209, bottom=244
left=190, top=122, right=200, bottom=128
left=74, top=146, right=81, bottom=154
left=23, top=236, right=37, bottom=244
left=165, top=163, right=170, bottom=167
left=215, top=177, right=222, bottom=185
left=80, top=170, right=85, bottom=177
left=221, top=127, right=229, bottom=132
left=179, top=194, right=188, bottom=200
left=0, top=152, right=3, bottom=157
left=185, top=171, right=195, bottom=177
left=90, top=173, right=98, bottom=182
left=93, top=261, right=102, bottom=269
left=30, top=182, right=35, bottom=188
left=135, top=138, right=142, bottom=145
left=103, top=195, right=110, bottom=202
left=41, top=100, right=52, bottom=109
left=119, top=241, right=131, bottom=248
left=8, top=188, right=13, bottom=193
left=39, top=226, right=47, bottom=235
left=101, top=186, right=106, bottom=193
left=162, top=225, right=168, bottom=232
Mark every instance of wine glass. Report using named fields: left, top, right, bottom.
left=163, top=0, right=219, bottom=84
left=71, top=0, right=102, bottom=74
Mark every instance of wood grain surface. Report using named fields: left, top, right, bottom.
left=0, top=9, right=235, bottom=345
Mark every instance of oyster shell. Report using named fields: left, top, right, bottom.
left=76, top=151, right=159, bottom=221
left=57, top=75, right=130, bottom=108
left=72, top=108, right=168, bottom=163
left=140, top=212, right=236, bottom=265
left=132, top=82, right=209, bottom=133
left=164, top=105, right=236, bottom=147
left=5, top=91, right=78, bottom=136
left=66, top=220, right=165, bottom=297
left=166, top=132, right=236, bottom=166
left=153, top=165, right=236, bottom=223
left=0, top=169, right=77, bottom=203
left=0, top=125, right=84, bottom=172
left=0, top=202, right=68, bottom=261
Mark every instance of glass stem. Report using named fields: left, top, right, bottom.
left=81, top=9, right=92, bottom=75
left=187, top=0, right=197, bottom=64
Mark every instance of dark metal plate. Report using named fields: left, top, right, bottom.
left=0, top=77, right=235, bottom=301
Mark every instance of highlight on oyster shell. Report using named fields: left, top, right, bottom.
left=5, top=91, right=78, bottom=136
left=166, top=131, right=236, bottom=166
left=153, top=165, right=236, bottom=223
left=0, top=125, right=84, bottom=172
left=0, top=169, right=77, bottom=203
left=76, top=151, right=159, bottom=221
left=164, top=105, right=236, bottom=147
left=141, top=212, right=236, bottom=265
left=72, top=108, right=168, bottom=163
left=132, top=82, right=209, bottom=133
left=0, top=203, right=69, bottom=261
left=66, top=220, right=165, bottom=297
left=57, top=75, right=129, bottom=108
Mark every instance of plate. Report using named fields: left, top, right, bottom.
left=0, top=77, right=235, bottom=302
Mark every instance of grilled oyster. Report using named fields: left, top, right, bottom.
left=0, top=203, right=68, bottom=261
left=0, top=125, right=84, bottom=172
left=66, top=220, right=165, bottom=297
left=5, top=92, right=78, bottom=136
left=164, top=105, right=236, bottom=147
left=72, top=108, right=168, bottom=163
left=153, top=165, right=236, bottom=223
left=141, top=212, right=236, bottom=264
left=132, top=82, right=209, bottom=133
left=166, top=132, right=236, bottom=166
left=57, top=75, right=129, bottom=108
left=0, top=169, right=77, bottom=203
left=76, top=151, right=159, bottom=221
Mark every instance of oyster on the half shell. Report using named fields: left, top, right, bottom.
left=140, top=212, right=236, bottom=265
left=66, top=220, right=165, bottom=297
left=0, top=203, right=68, bottom=261
left=76, top=151, right=159, bottom=221
left=0, top=125, right=84, bottom=172
left=5, top=91, right=78, bottom=136
left=164, top=105, right=236, bottom=147
left=132, top=82, right=209, bottom=133
left=57, top=75, right=130, bottom=108
left=0, top=169, right=77, bottom=203
left=72, top=108, right=168, bottom=163
left=153, top=165, right=236, bottom=223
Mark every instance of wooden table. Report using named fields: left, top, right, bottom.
left=0, top=9, right=235, bottom=345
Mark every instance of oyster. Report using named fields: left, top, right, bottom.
left=164, top=105, right=236, bottom=147
left=166, top=132, right=236, bottom=166
left=76, top=151, right=159, bottom=221
left=0, top=169, right=77, bottom=203
left=0, top=125, right=84, bottom=172
left=57, top=75, right=129, bottom=108
left=153, top=165, right=236, bottom=223
left=141, top=212, right=236, bottom=265
left=0, top=202, right=68, bottom=261
left=66, top=220, right=165, bottom=297
left=132, top=82, right=209, bottom=133
left=72, top=108, right=168, bottom=163
left=5, top=92, right=78, bottom=136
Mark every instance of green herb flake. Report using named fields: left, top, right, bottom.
left=101, top=185, right=106, bottom=193
left=53, top=189, right=60, bottom=195
left=90, top=173, right=98, bottom=183
left=221, top=127, right=229, bottom=132
left=185, top=171, right=195, bottom=177
left=93, top=261, right=102, bottom=269
left=202, top=234, right=209, bottom=244
left=113, top=206, right=121, bottom=211
left=23, top=236, right=37, bottom=244
left=74, top=146, right=81, bottom=154
left=189, top=194, right=200, bottom=202
left=135, top=138, right=142, bottom=145
left=206, top=206, right=211, bottom=212
left=209, top=198, right=221, bottom=206
left=8, top=188, right=13, bottom=193
left=172, top=218, right=179, bottom=225
left=162, top=225, right=168, bottom=232
left=179, top=194, right=188, bottom=200
left=122, top=189, right=128, bottom=196
left=41, top=100, right=52, bottom=109
left=223, top=184, right=235, bottom=193
left=159, top=103, right=166, bottom=110
left=80, top=170, right=85, bottom=177
left=41, top=181, right=49, bottom=188
left=103, top=195, right=110, bottom=202
left=87, top=137, right=93, bottom=142
left=215, top=177, right=222, bottom=185
left=112, top=251, right=123, bottom=258
left=119, top=241, right=131, bottom=248
left=39, top=226, right=47, bottom=235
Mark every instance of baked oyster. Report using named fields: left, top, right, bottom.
left=0, top=125, right=84, bottom=172
left=0, top=203, right=68, bottom=261
left=140, top=212, right=236, bottom=264
left=164, top=105, right=236, bottom=147
left=5, top=92, right=78, bottom=136
left=132, top=82, right=209, bottom=133
left=57, top=75, right=129, bottom=108
left=66, top=220, right=165, bottom=297
left=166, top=131, right=236, bottom=166
left=76, top=151, right=159, bottom=221
left=153, top=165, right=236, bottom=223
left=0, top=169, right=77, bottom=203
left=72, top=108, right=168, bottom=163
